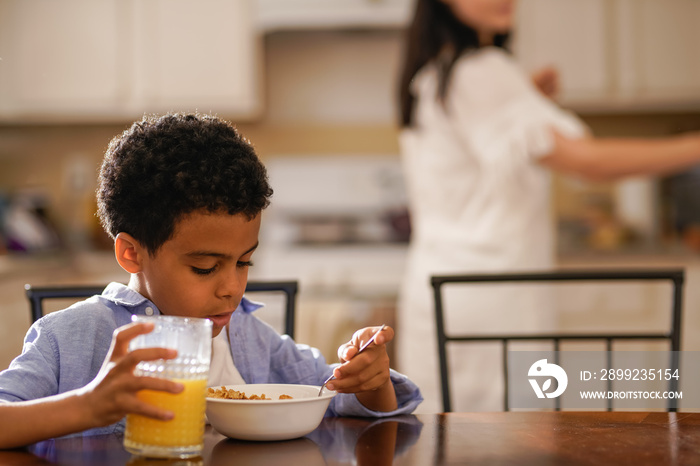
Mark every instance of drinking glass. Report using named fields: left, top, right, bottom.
left=124, top=315, right=212, bottom=459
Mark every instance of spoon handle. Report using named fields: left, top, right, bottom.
left=356, top=323, right=387, bottom=354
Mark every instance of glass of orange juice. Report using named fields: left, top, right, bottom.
left=124, top=315, right=212, bottom=459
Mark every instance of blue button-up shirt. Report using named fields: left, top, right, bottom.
left=0, top=283, right=422, bottom=436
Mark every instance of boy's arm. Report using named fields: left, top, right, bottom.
left=0, top=390, right=111, bottom=448
left=326, top=326, right=398, bottom=412
left=0, top=322, right=182, bottom=449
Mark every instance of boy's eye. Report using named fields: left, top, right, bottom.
left=192, top=266, right=217, bottom=275
left=237, top=260, right=254, bottom=268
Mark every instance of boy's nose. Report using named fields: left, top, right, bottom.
left=217, top=271, right=246, bottom=301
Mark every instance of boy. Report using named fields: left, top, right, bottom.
left=0, top=113, right=422, bottom=449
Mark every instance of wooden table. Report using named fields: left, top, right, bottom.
left=2, top=412, right=700, bottom=465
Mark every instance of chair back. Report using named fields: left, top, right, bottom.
left=25, top=284, right=106, bottom=324
left=25, top=280, right=299, bottom=338
left=242, top=280, right=298, bottom=339
left=431, top=269, right=684, bottom=412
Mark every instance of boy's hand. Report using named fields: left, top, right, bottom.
left=79, top=322, right=184, bottom=428
left=328, top=325, right=397, bottom=412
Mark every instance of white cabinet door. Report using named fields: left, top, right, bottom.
left=256, top=0, right=412, bottom=31
left=615, top=0, right=700, bottom=110
left=0, top=0, right=261, bottom=122
left=514, top=0, right=700, bottom=112
left=0, top=0, right=126, bottom=120
left=514, top=0, right=611, bottom=105
left=130, top=0, right=262, bottom=119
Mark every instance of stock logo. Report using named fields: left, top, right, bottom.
left=528, top=359, right=568, bottom=399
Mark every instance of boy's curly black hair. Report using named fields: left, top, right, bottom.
left=97, top=113, right=273, bottom=255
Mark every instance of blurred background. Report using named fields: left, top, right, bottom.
left=1, top=0, right=700, bottom=371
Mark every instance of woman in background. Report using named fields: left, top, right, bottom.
left=397, top=0, right=700, bottom=413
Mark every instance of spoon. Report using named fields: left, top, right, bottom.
left=318, top=324, right=387, bottom=397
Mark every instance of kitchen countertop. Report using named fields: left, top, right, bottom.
left=558, top=248, right=699, bottom=267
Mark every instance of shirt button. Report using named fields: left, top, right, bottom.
left=145, top=307, right=154, bottom=316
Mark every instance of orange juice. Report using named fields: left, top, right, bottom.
left=124, top=378, right=207, bottom=457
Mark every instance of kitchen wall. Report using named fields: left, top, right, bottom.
left=2, top=27, right=700, bottom=370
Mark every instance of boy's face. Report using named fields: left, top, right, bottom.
left=134, top=210, right=261, bottom=337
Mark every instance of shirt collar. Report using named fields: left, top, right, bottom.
left=102, top=282, right=147, bottom=306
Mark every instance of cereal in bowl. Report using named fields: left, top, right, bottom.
left=207, top=386, right=292, bottom=400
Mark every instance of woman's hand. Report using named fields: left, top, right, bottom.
left=532, top=66, right=560, bottom=99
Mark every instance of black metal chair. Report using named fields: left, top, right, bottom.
left=242, top=280, right=299, bottom=339
left=25, top=280, right=299, bottom=339
left=431, top=269, right=684, bottom=413
left=25, top=284, right=106, bottom=324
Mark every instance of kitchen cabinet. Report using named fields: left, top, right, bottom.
left=256, top=0, right=413, bottom=31
left=0, top=0, right=126, bottom=120
left=0, top=0, right=261, bottom=122
left=515, top=0, right=700, bottom=113
left=515, top=0, right=610, bottom=105
left=130, top=0, right=262, bottom=118
left=614, top=0, right=700, bottom=109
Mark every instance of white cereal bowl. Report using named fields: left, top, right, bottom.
left=206, top=384, right=336, bottom=441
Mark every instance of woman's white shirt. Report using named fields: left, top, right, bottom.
left=397, top=47, right=588, bottom=413
left=401, top=47, right=587, bottom=262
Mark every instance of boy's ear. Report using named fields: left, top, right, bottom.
left=115, top=232, right=146, bottom=273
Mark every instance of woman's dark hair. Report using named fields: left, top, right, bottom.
left=97, top=113, right=273, bottom=255
left=398, top=0, right=510, bottom=127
